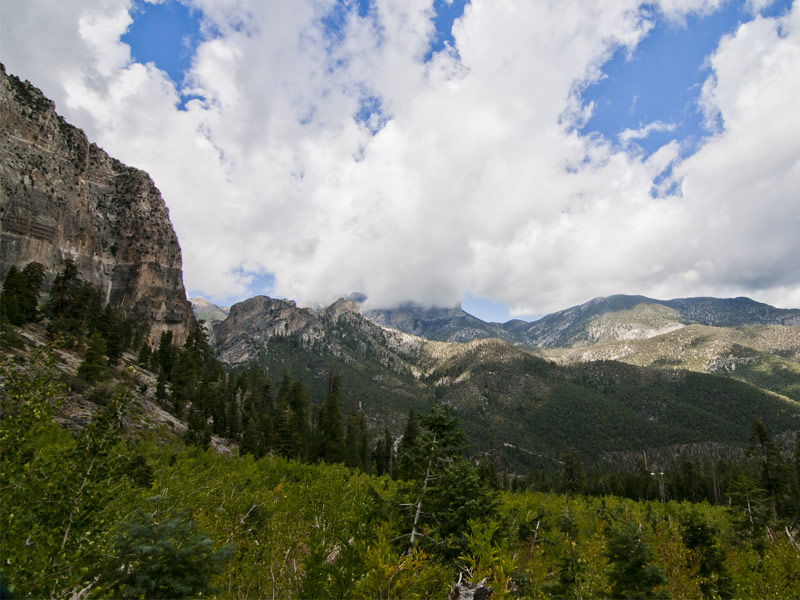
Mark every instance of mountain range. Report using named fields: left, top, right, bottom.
left=194, top=293, right=800, bottom=471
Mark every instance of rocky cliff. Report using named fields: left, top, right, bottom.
left=0, top=65, right=193, bottom=344
left=365, top=302, right=511, bottom=343
left=213, top=295, right=423, bottom=371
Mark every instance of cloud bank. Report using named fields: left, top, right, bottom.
left=2, top=0, right=799, bottom=315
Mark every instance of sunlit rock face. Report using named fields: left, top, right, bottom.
left=0, top=65, right=193, bottom=345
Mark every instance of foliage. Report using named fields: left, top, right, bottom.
left=603, top=520, right=670, bottom=598
left=396, top=404, right=498, bottom=557
left=77, top=332, right=108, bottom=382
left=0, top=353, right=136, bottom=597
left=0, top=262, right=45, bottom=325
left=101, top=498, right=234, bottom=599
left=459, top=520, right=517, bottom=599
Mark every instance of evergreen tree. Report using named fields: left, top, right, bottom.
left=98, top=303, right=123, bottom=366
left=104, top=500, right=233, bottom=598
left=225, top=378, right=241, bottom=439
left=402, top=404, right=497, bottom=556
left=395, top=410, right=421, bottom=480
left=383, top=427, right=394, bottom=478
left=562, top=448, right=585, bottom=495
left=239, top=416, right=265, bottom=458
left=44, top=259, right=79, bottom=319
left=792, top=434, right=800, bottom=520
left=0, top=262, right=45, bottom=325
left=137, top=343, right=152, bottom=368
left=287, top=380, right=311, bottom=459
left=680, top=508, right=732, bottom=600
left=746, top=417, right=789, bottom=522
left=344, top=408, right=369, bottom=471
left=604, top=521, right=669, bottom=599
left=155, top=331, right=175, bottom=376
left=543, top=511, right=584, bottom=600
left=276, top=405, right=304, bottom=460
left=0, top=266, right=26, bottom=325
left=315, top=372, right=345, bottom=463
left=184, top=406, right=211, bottom=449
left=373, top=427, right=395, bottom=477
left=78, top=332, right=108, bottom=383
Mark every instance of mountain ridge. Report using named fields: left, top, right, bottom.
left=207, top=293, right=800, bottom=470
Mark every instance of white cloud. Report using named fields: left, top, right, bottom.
left=618, top=120, right=676, bottom=144
left=1, top=0, right=798, bottom=315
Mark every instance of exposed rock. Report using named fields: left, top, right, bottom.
left=0, top=64, right=193, bottom=345
left=190, top=297, right=230, bottom=323
left=447, top=578, right=493, bottom=600
left=365, top=302, right=511, bottom=343
left=212, top=295, right=425, bottom=372
left=369, top=294, right=800, bottom=348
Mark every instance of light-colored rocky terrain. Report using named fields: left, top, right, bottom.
left=0, top=65, right=193, bottom=345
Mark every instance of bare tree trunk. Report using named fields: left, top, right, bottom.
left=409, top=434, right=435, bottom=554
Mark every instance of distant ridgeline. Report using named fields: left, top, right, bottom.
left=0, top=64, right=193, bottom=345
left=202, top=294, right=800, bottom=473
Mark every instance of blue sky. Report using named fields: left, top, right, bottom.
left=5, top=0, right=798, bottom=318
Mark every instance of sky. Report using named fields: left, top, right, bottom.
left=1, top=0, right=799, bottom=322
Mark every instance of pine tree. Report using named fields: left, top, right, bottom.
left=562, top=448, right=585, bottom=495
left=98, top=303, right=123, bottom=366
left=20, top=262, right=46, bottom=322
left=44, top=259, right=79, bottom=319
left=155, top=331, right=175, bottom=379
left=344, top=408, right=369, bottom=471
left=104, top=500, right=233, bottom=598
left=680, top=508, right=732, bottom=600
left=402, top=404, right=496, bottom=556
left=184, top=406, right=211, bottom=449
left=137, top=343, right=151, bottom=368
left=543, top=511, right=584, bottom=600
left=78, top=332, right=108, bottom=383
left=314, top=371, right=345, bottom=463
left=287, top=381, right=311, bottom=459
left=395, top=410, right=421, bottom=480
left=1, top=262, right=45, bottom=325
left=0, top=266, right=26, bottom=325
left=373, top=427, right=395, bottom=477
left=746, top=417, right=789, bottom=522
left=604, top=521, right=669, bottom=599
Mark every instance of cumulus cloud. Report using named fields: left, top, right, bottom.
left=1, top=0, right=798, bottom=314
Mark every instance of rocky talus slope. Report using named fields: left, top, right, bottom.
left=0, top=65, right=193, bottom=344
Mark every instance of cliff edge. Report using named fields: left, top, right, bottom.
left=0, top=65, right=193, bottom=344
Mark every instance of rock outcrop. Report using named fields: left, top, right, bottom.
left=212, top=295, right=424, bottom=370
left=0, top=65, right=193, bottom=344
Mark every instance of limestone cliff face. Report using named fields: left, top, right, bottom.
left=0, top=65, right=193, bottom=344
left=213, top=295, right=424, bottom=371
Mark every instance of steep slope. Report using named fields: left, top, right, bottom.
left=190, top=297, right=229, bottom=323
left=545, top=324, right=800, bottom=401
left=365, top=302, right=511, bottom=343
left=663, top=296, right=800, bottom=327
left=423, top=338, right=800, bottom=471
left=507, top=295, right=685, bottom=347
left=0, top=65, right=193, bottom=344
left=213, top=296, right=432, bottom=429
